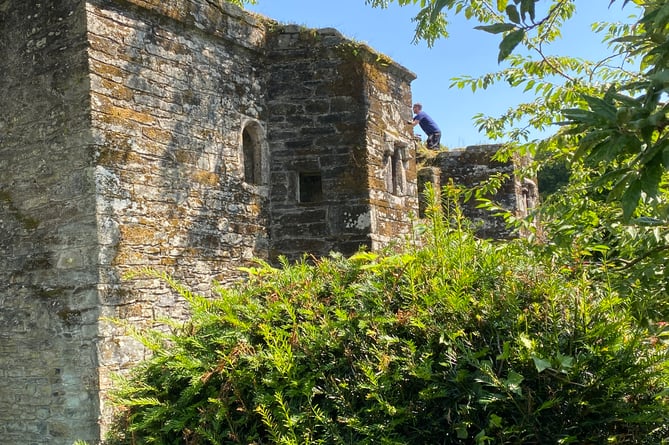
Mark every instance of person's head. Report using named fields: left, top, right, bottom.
left=412, top=103, right=422, bottom=114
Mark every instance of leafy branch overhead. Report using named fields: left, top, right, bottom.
left=371, top=0, right=668, bottom=222
left=560, top=1, right=669, bottom=220
left=474, top=0, right=541, bottom=63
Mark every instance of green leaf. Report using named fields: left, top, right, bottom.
left=583, top=95, right=617, bottom=121
left=532, top=356, right=551, bottom=373
left=520, top=0, right=535, bottom=21
left=611, top=92, right=641, bottom=107
left=648, top=69, right=669, bottom=85
left=608, top=169, right=634, bottom=199
left=474, top=23, right=517, bottom=34
left=519, top=333, right=534, bottom=351
left=498, top=29, right=524, bottom=63
left=505, top=4, right=521, bottom=24
left=456, top=424, right=469, bottom=439
left=505, top=370, right=524, bottom=395
left=634, top=216, right=664, bottom=226
left=536, top=398, right=560, bottom=412
left=556, top=353, right=574, bottom=371
left=430, top=0, right=450, bottom=22
left=621, top=178, right=642, bottom=221
left=639, top=157, right=664, bottom=198
left=652, top=3, right=669, bottom=28
left=587, top=132, right=640, bottom=165
left=562, top=108, right=597, bottom=124
left=475, top=429, right=492, bottom=444
left=124, top=396, right=163, bottom=407
left=489, top=413, right=503, bottom=428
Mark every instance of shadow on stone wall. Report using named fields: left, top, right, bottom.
left=87, top=0, right=272, bottom=435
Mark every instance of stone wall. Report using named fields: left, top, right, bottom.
left=362, top=54, right=418, bottom=250
left=0, top=1, right=101, bottom=443
left=265, top=26, right=370, bottom=258
left=86, top=0, right=272, bottom=431
left=421, top=145, right=537, bottom=239
left=265, top=27, right=417, bottom=259
left=1, top=1, right=419, bottom=443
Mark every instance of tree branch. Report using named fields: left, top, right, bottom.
left=615, top=243, right=669, bottom=271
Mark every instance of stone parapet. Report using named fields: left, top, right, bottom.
left=420, top=144, right=538, bottom=239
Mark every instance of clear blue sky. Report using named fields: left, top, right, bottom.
left=246, top=1, right=639, bottom=148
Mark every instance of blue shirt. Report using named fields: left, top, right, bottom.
left=413, top=111, right=440, bottom=135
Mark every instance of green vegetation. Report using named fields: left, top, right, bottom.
left=371, top=0, right=669, bottom=337
left=106, top=186, right=668, bottom=444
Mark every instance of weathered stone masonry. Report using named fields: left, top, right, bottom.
left=0, top=1, right=535, bottom=443
left=0, top=1, right=420, bottom=443
left=265, top=29, right=417, bottom=257
left=421, top=145, right=535, bottom=239
left=1, top=1, right=100, bottom=443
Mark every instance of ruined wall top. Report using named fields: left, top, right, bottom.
left=117, top=0, right=267, bottom=49
left=418, top=144, right=538, bottom=240
left=113, top=0, right=418, bottom=84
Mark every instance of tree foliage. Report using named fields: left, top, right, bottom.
left=358, top=0, right=669, bottom=309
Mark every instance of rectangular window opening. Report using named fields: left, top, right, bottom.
left=299, top=172, right=323, bottom=203
left=388, top=143, right=406, bottom=195
left=391, top=151, right=401, bottom=194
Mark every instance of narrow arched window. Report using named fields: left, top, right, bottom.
left=386, top=142, right=407, bottom=195
left=242, top=122, right=264, bottom=185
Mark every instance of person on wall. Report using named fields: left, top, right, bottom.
left=407, top=102, right=441, bottom=150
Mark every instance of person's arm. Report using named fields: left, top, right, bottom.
left=407, top=117, right=418, bottom=127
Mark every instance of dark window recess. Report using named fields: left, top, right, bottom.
left=387, top=145, right=405, bottom=195
left=391, top=150, right=401, bottom=194
left=299, top=172, right=323, bottom=203
left=243, top=127, right=262, bottom=185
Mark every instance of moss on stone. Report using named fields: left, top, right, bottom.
left=0, top=190, right=40, bottom=230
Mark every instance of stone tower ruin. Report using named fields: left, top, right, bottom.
left=0, top=1, right=535, bottom=443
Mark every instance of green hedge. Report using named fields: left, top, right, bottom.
left=106, top=199, right=668, bottom=444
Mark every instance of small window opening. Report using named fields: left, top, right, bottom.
left=391, top=150, right=403, bottom=194
left=243, top=126, right=262, bottom=185
left=386, top=143, right=406, bottom=195
left=299, top=172, right=323, bottom=203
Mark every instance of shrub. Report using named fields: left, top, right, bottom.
left=106, top=190, right=669, bottom=444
